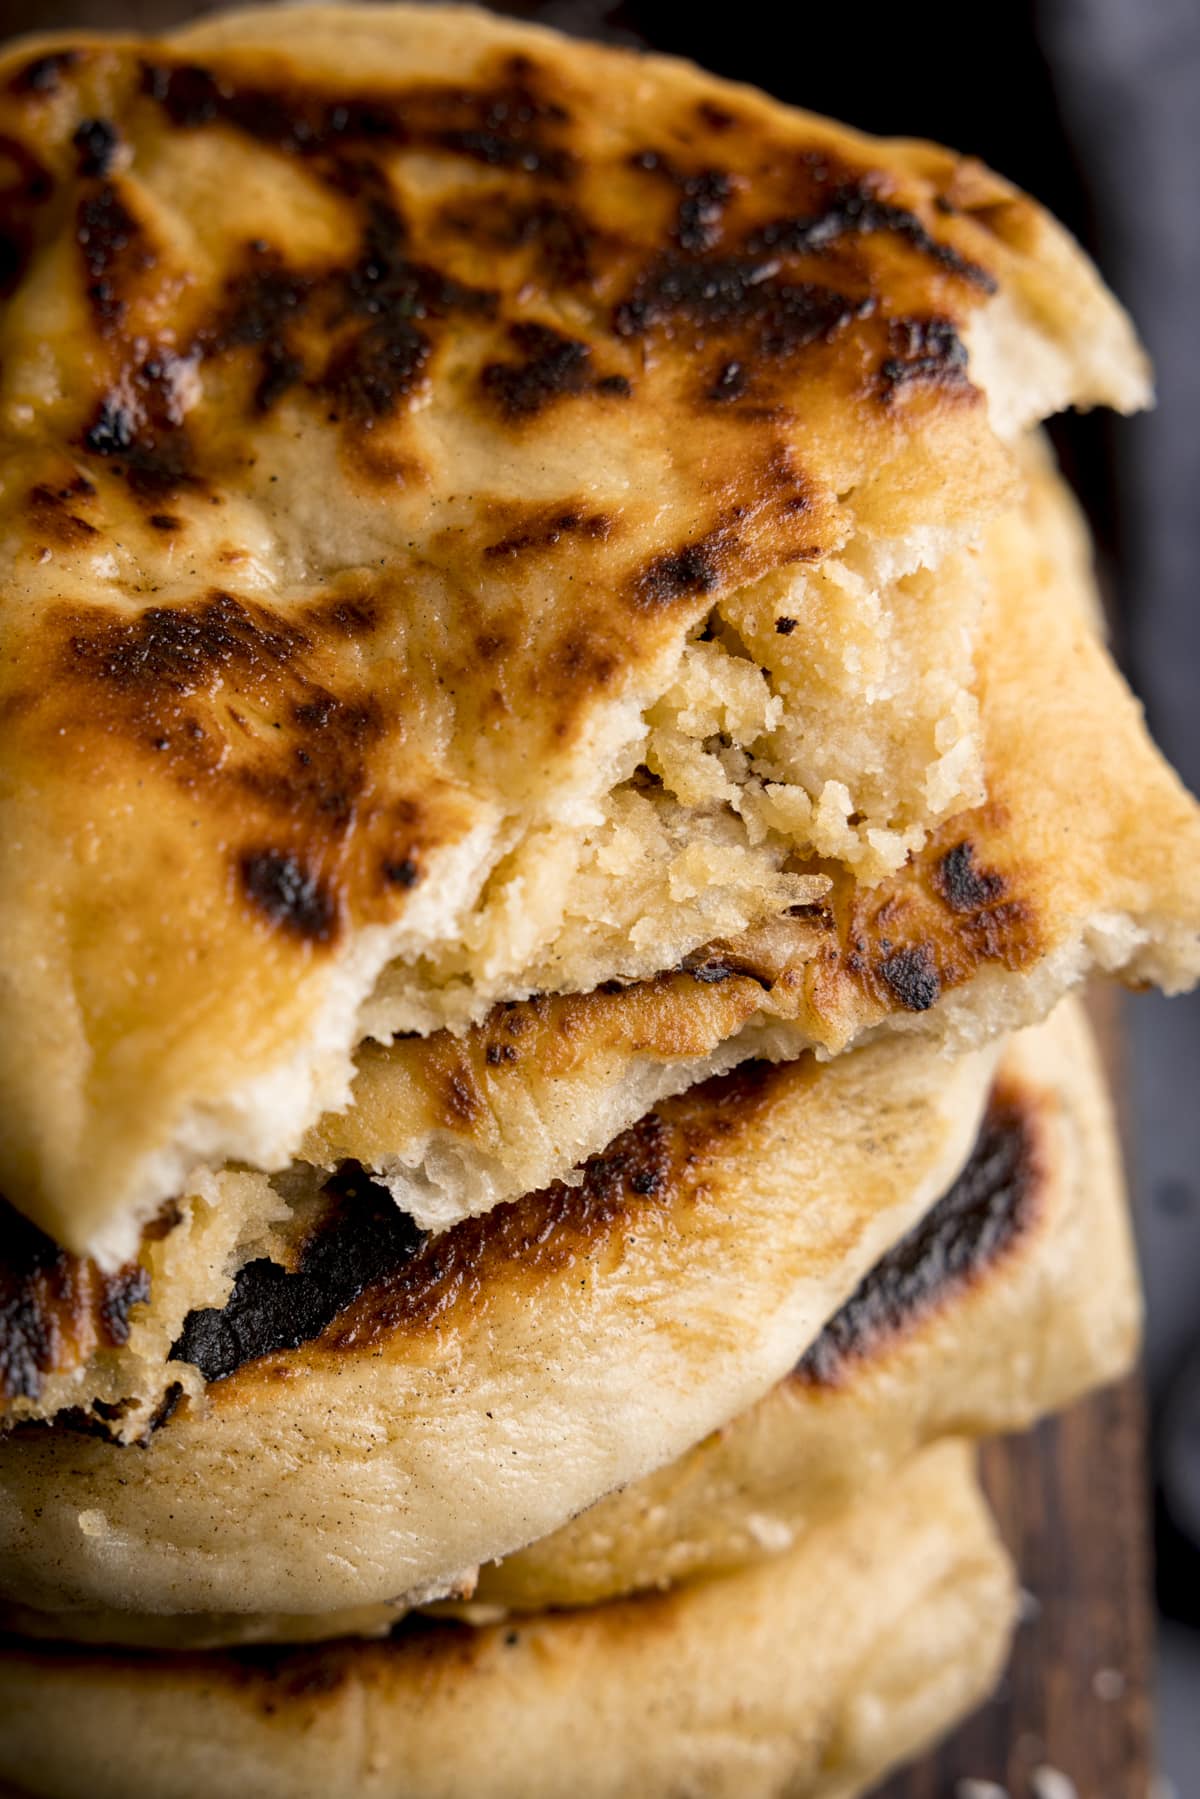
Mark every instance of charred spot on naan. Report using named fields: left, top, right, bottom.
left=76, top=179, right=160, bottom=341
left=18, top=591, right=460, bottom=943
left=24, top=476, right=100, bottom=549
left=626, top=453, right=823, bottom=615
left=741, top=159, right=995, bottom=290
left=5, top=48, right=85, bottom=98
left=793, top=1074, right=1047, bottom=1387
left=139, top=50, right=578, bottom=181
left=168, top=1166, right=428, bottom=1386
left=479, top=320, right=635, bottom=422
left=433, top=188, right=606, bottom=288
left=71, top=191, right=498, bottom=494
left=171, top=1059, right=789, bottom=1394
left=808, top=812, right=1041, bottom=1024
left=480, top=500, right=614, bottom=562
left=0, top=1197, right=154, bottom=1406
left=6, top=36, right=995, bottom=529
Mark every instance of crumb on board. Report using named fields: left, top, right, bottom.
left=1031, top=1768, right=1079, bottom=1799
left=1092, top=1666, right=1127, bottom=1701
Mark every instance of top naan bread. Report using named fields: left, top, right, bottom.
left=0, top=5, right=1146, bottom=1259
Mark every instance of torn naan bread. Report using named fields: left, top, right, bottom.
left=261, top=447, right=1200, bottom=1233
left=0, top=5, right=1147, bottom=1262
left=1, top=996, right=1124, bottom=1647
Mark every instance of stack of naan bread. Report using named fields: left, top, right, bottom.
left=0, top=7, right=1196, bottom=1794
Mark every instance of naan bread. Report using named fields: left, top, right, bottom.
left=474, top=994, right=1136, bottom=1609
left=0, top=1442, right=1014, bottom=1799
left=0, top=5, right=1147, bottom=1262
left=0, top=1032, right=995, bottom=1616
left=0, top=995, right=1126, bottom=1649
left=260, top=446, right=1200, bottom=1233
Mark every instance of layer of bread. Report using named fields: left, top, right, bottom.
left=0, top=1442, right=1014, bottom=1799
left=1, top=995, right=1129, bottom=1648
left=246, top=446, right=1200, bottom=1235
left=0, top=1030, right=996, bottom=1616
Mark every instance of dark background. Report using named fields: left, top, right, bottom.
left=2, top=0, right=1198, bottom=1787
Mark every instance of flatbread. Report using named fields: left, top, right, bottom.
left=0, top=5, right=1148, bottom=1263
left=1, top=994, right=1127, bottom=1649
left=475, top=994, right=1136, bottom=1609
left=250, top=446, right=1200, bottom=1234
left=0, top=1442, right=1015, bottom=1799
left=0, top=1031, right=995, bottom=1617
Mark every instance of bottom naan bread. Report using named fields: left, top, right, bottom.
left=0, top=1442, right=1013, bottom=1799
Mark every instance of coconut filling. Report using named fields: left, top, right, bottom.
left=362, top=525, right=988, bottom=1043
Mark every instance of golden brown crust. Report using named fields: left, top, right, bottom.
left=0, top=6, right=1148, bottom=1260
